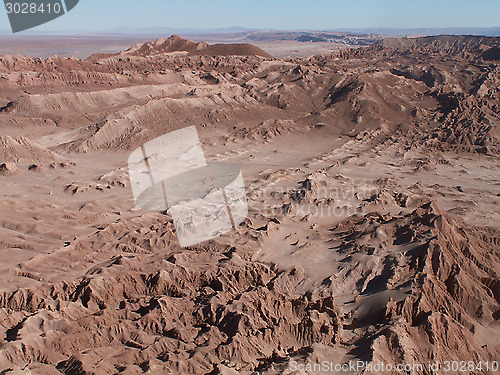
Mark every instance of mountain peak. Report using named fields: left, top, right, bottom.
left=122, top=35, right=271, bottom=58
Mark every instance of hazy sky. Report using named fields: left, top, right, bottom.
left=1, top=0, right=499, bottom=33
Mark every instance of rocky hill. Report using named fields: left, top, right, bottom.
left=0, top=35, right=498, bottom=374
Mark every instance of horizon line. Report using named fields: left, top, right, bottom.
left=1, top=26, right=500, bottom=36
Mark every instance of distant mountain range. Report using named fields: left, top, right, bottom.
left=0, top=26, right=253, bottom=35
left=1, top=27, right=499, bottom=36
left=335, top=27, right=500, bottom=37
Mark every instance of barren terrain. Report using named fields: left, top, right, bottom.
left=0, top=31, right=379, bottom=60
left=0, top=34, right=499, bottom=374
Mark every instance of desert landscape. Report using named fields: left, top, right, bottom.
left=0, top=31, right=381, bottom=60
left=0, top=33, right=499, bottom=374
